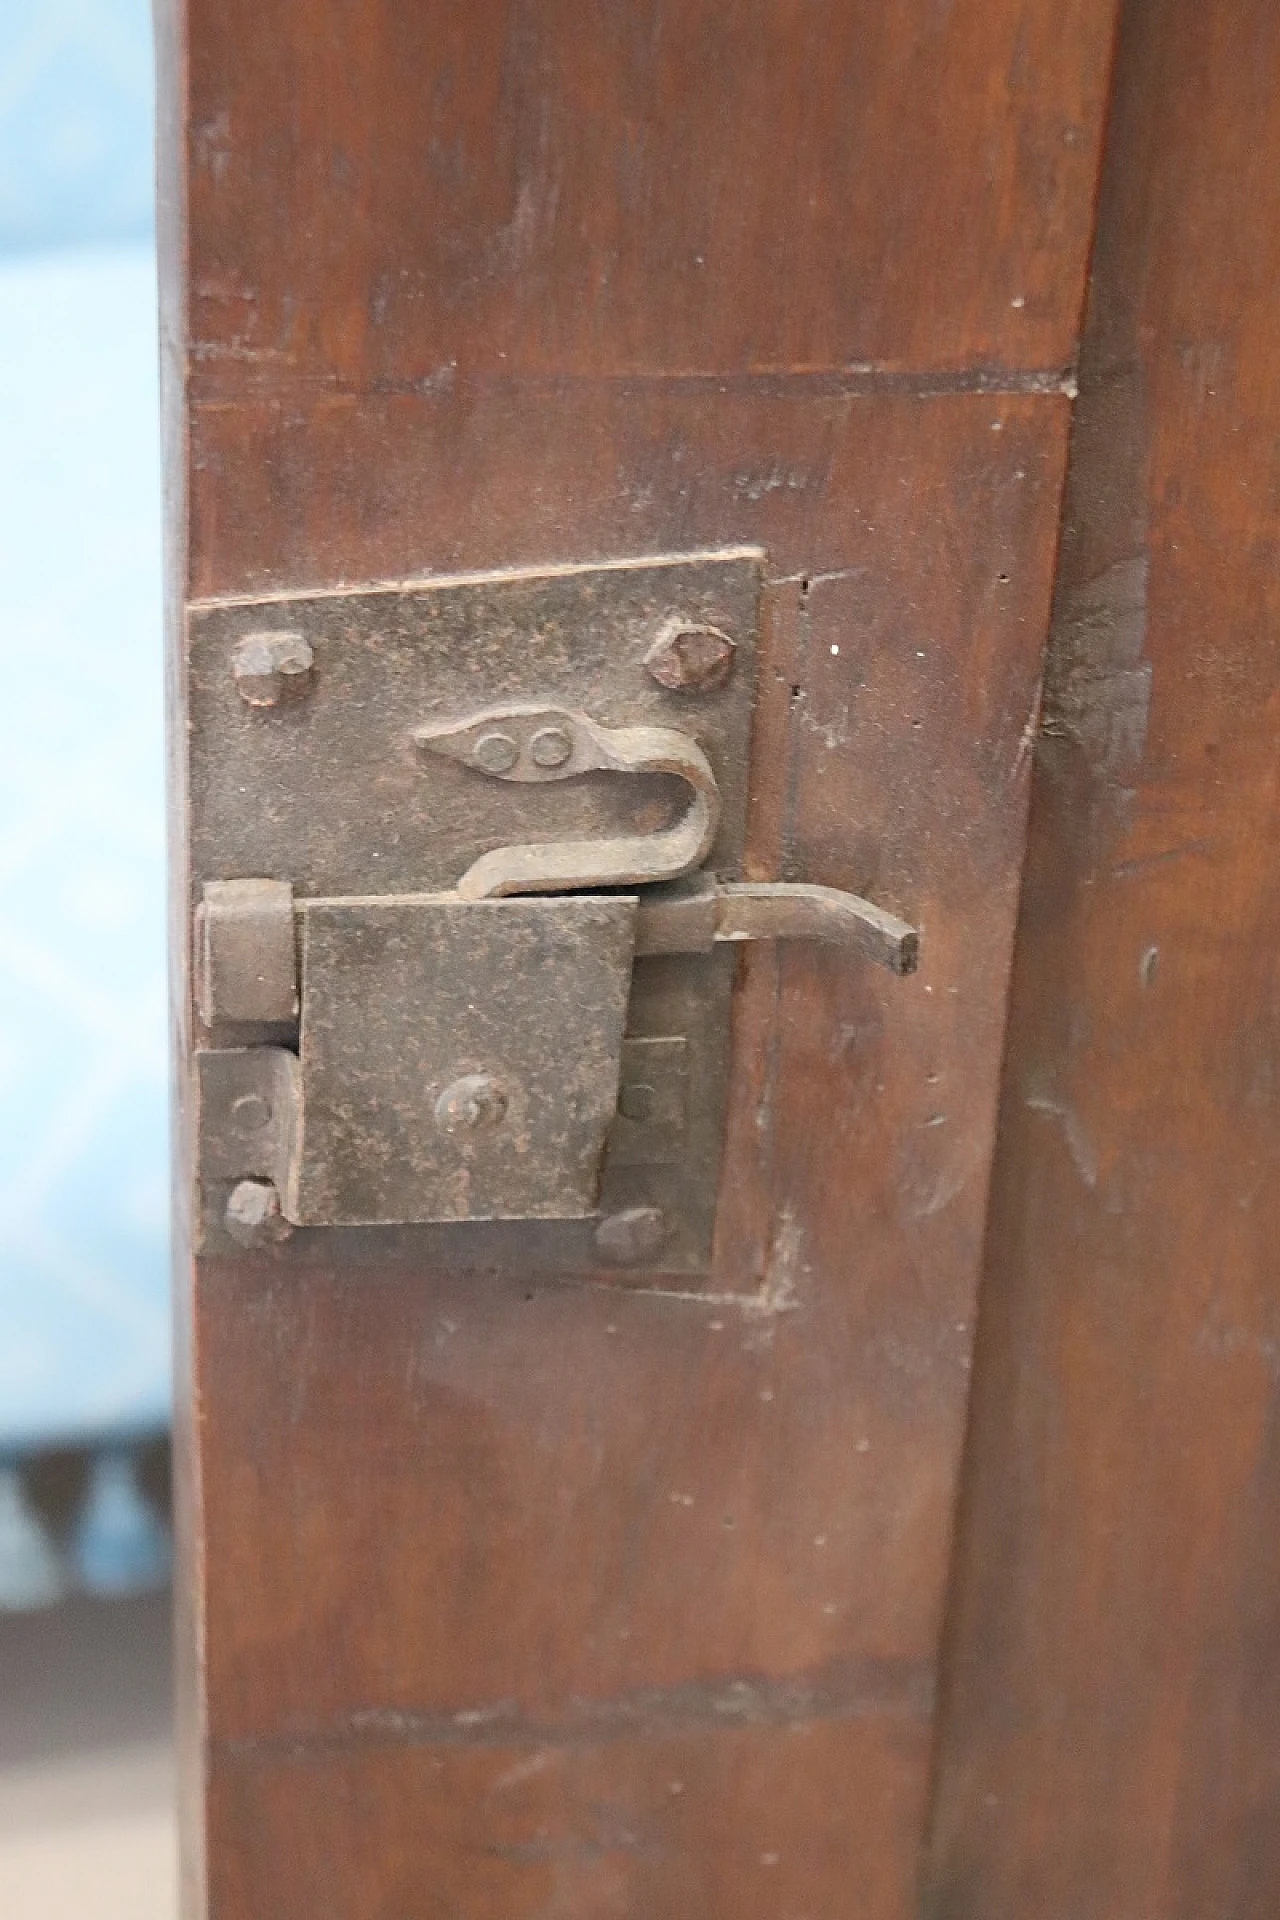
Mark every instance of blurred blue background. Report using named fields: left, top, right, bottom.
left=0, top=0, right=169, bottom=1604
left=0, top=0, right=155, bottom=251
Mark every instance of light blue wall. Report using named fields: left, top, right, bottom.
left=0, top=0, right=155, bottom=254
left=0, top=1, right=167, bottom=1465
left=0, top=243, right=168, bottom=1452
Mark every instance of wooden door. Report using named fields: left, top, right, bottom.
left=160, top=4, right=1124, bottom=1914
left=926, top=0, right=1280, bottom=1912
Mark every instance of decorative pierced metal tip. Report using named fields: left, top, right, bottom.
left=414, top=706, right=593, bottom=784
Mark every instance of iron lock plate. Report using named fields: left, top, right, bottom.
left=189, top=552, right=761, bottom=899
left=188, top=550, right=764, bottom=1275
left=294, top=894, right=636, bottom=1227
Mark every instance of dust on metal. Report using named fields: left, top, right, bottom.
left=186, top=549, right=921, bottom=1276
left=416, top=706, right=723, bottom=900
left=289, top=894, right=636, bottom=1227
left=189, top=549, right=766, bottom=1276
left=434, top=1074, right=510, bottom=1135
left=224, top=1178, right=293, bottom=1249
left=632, top=876, right=919, bottom=973
left=195, top=878, right=298, bottom=1027
left=644, top=615, right=737, bottom=692
left=230, top=1092, right=273, bottom=1134
left=231, top=631, right=314, bottom=708
left=189, top=551, right=763, bottom=902
left=594, top=1206, right=670, bottom=1266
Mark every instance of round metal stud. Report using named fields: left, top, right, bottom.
left=530, top=726, right=573, bottom=769
left=594, top=1206, right=670, bottom=1266
left=232, top=631, right=314, bottom=707
left=230, top=1092, right=273, bottom=1134
left=643, top=616, right=737, bottom=692
left=474, top=731, right=519, bottom=774
left=434, top=1073, right=509, bottom=1134
left=224, top=1178, right=293, bottom=1250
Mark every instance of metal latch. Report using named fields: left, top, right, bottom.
left=187, top=551, right=916, bottom=1273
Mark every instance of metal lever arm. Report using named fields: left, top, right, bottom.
left=635, top=878, right=919, bottom=975
left=416, top=706, right=721, bottom=900
left=414, top=705, right=916, bottom=972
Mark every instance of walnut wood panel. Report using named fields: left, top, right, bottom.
left=925, top=0, right=1280, bottom=1913
left=210, top=1724, right=924, bottom=1919
left=185, top=0, right=1115, bottom=392
left=159, top=2, right=1122, bottom=1914
left=188, top=396, right=1069, bottom=1920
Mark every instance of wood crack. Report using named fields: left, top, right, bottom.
left=213, top=1656, right=935, bottom=1765
left=190, top=363, right=1079, bottom=407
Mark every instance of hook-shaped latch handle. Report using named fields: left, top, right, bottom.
left=415, top=706, right=721, bottom=900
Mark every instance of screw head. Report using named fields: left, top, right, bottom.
left=232, top=631, right=314, bottom=707
left=434, top=1073, right=509, bottom=1134
left=474, top=731, right=519, bottom=774
left=230, top=1092, right=273, bottom=1134
left=644, top=617, right=737, bottom=692
left=594, top=1205, right=670, bottom=1266
left=224, top=1178, right=293, bottom=1249
left=530, top=726, right=573, bottom=769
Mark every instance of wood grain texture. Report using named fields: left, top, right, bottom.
left=184, top=0, right=1113, bottom=392
left=189, top=397, right=1071, bottom=1920
left=209, top=1724, right=925, bottom=1919
left=158, top=1, right=1122, bottom=1913
left=925, top=1, right=1280, bottom=1913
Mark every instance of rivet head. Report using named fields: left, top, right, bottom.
left=434, top=1073, right=509, bottom=1134
left=644, top=616, right=737, bottom=692
left=530, top=726, right=573, bottom=769
left=594, top=1206, right=670, bottom=1266
left=617, top=1081, right=656, bottom=1123
left=474, top=731, right=519, bottom=774
left=224, top=1178, right=293, bottom=1249
left=230, top=1092, right=273, bottom=1134
left=232, top=631, right=314, bottom=707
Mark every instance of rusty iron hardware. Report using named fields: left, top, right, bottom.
left=416, top=706, right=722, bottom=896
left=231, top=630, right=314, bottom=707
left=194, top=878, right=297, bottom=1027
left=643, top=617, right=737, bottom=692
left=186, top=550, right=917, bottom=1275
left=631, top=876, right=917, bottom=975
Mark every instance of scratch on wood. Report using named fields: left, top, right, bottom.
left=213, top=1655, right=935, bottom=1766
left=767, top=567, right=869, bottom=589
left=192, top=342, right=293, bottom=364
left=1196, top=1313, right=1280, bottom=1381
left=1011, top=693, right=1042, bottom=783
left=490, top=1751, right=553, bottom=1794
left=732, top=465, right=812, bottom=502
left=1041, top=554, right=1153, bottom=781
left=1110, top=839, right=1218, bottom=881
left=798, top=701, right=852, bottom=753
left=636, top=1204, right=806, bottom=1320
left=743, top=1206, right=805, bottom=1334
left=1024, top=1092, right=1099, bottom=1188
left=911, top=1161, right=974, bottom=1220
left=483, top=1828, right=641, bottom=1865
left=190, top=363, right=1079, bottom=405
